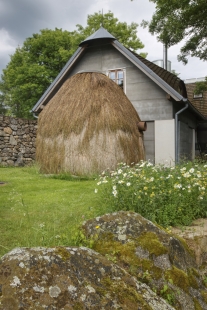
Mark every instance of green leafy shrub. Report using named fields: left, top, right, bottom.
left=95, top=161, right=207, bottom=227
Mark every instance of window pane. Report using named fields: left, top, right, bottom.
left=109, top=72, right=115, bottom=80
left=108, top=69, right=124, bottom=91
left=118, top=71, right=123, bottom=79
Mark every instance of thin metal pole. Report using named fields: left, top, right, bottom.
left=163, top=43, right=168, bottom=70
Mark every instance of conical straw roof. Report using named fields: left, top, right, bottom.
left=36, top=72, right=145, bottom=175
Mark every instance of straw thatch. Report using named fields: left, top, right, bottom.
left=36, top=72, right=145, bottom=175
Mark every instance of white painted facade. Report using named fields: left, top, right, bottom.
left=154, top=119, right=175, bottom=166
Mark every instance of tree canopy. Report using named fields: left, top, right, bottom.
left=0, top=11, right=145, bottom=118
left=143, top=0, right=207, bottom=65
left=76, top=11, right=145, bottom=53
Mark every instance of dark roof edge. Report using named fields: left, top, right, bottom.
left=31, top=46, right=84, bottom=113
left=186, top=99, right=207, bottom=121
left=113, top=41, right=207, bottom=121
left=112, top=40, right=186, bottom=102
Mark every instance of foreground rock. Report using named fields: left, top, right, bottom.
left=82, top=211, right=207, bottom=310
left=1, top=211, right=207, bottom=309
left=0, top=246, right=174, bottom=310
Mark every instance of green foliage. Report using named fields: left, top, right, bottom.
left=160, top=280, right=175, bottom=306
left=142, top=0, right=207, bottom=65
left=95, top=161, right=207, bottom=227
left=76, top=11, right=146, bottom=55
left=0, top=28, right=77, bottom=118
left=0, top=11, right=145, bottom=118
left=194, top=77, right=207, bottom=94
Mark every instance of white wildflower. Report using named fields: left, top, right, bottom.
left=183, top=172, right=190, bottom=178
left=174, top=184, right=182, bottom=189
left=180, top=167, right=186, bottom=172
left=147, top=162, right=153, bottom=167
left=140, top=162, right=146, bottom=168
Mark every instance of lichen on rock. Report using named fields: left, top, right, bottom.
left=1, top=211, right=207, bottom=309
left=0, top=246, right=174, bottom=309
left=82, top=211, right=207, bottom=309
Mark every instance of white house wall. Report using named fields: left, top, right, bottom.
left=154, top=119, right=175, bottom=165
left=144, top=121, right=155, bottom=163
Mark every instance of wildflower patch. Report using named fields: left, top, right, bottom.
left=95, top=161, right=207, bottom=227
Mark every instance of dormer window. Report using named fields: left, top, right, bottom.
left=108, top=69, right=126, bottom=92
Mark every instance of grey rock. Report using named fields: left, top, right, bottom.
left=0, top=247, right=175, bottom=310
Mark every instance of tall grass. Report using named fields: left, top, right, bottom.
left=95, top=160, right=207, bottom=227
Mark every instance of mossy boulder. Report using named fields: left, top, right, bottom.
left=82, top=211, right=207, bottom=310
left=1, top=212, right=207, bottom=310
left=0, top=247, right=174, bottom=310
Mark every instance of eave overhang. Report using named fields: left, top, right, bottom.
left=112, top=40, right=185, bottom=102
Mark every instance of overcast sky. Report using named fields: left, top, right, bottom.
left=0, top=0, right=206, bottom=81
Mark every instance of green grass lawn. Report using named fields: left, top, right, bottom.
left=1, top=160, right=206, bottom=258
left=0, top=166, right=105, bottom=257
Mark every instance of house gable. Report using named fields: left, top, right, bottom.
left=32, top=27, right=206, bottom=124
left=31, top=27, right=207, bottom=164
left=67, top=43, right=174, bottom=121
left=31, top=28, right=185, bottom=114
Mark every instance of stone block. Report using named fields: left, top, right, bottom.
left=11, top=118, right=18, bottom=125
left=7, top=160, right=14, bottom=165
left=10, top=135, right=17, bottom=146
left=10, top=124, right=18, bottom=130
left=4, top=127, right=12, bottom=135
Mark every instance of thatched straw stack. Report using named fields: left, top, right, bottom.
left=36, top=72, right=145, bottom=175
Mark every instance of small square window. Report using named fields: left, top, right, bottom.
left=108, top=69, right=125, bottom=91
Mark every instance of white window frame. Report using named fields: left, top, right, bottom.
left=106, top=68, right=126, bottom=93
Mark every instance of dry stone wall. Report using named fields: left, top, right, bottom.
left=0, top=115, right=37, bottom=166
